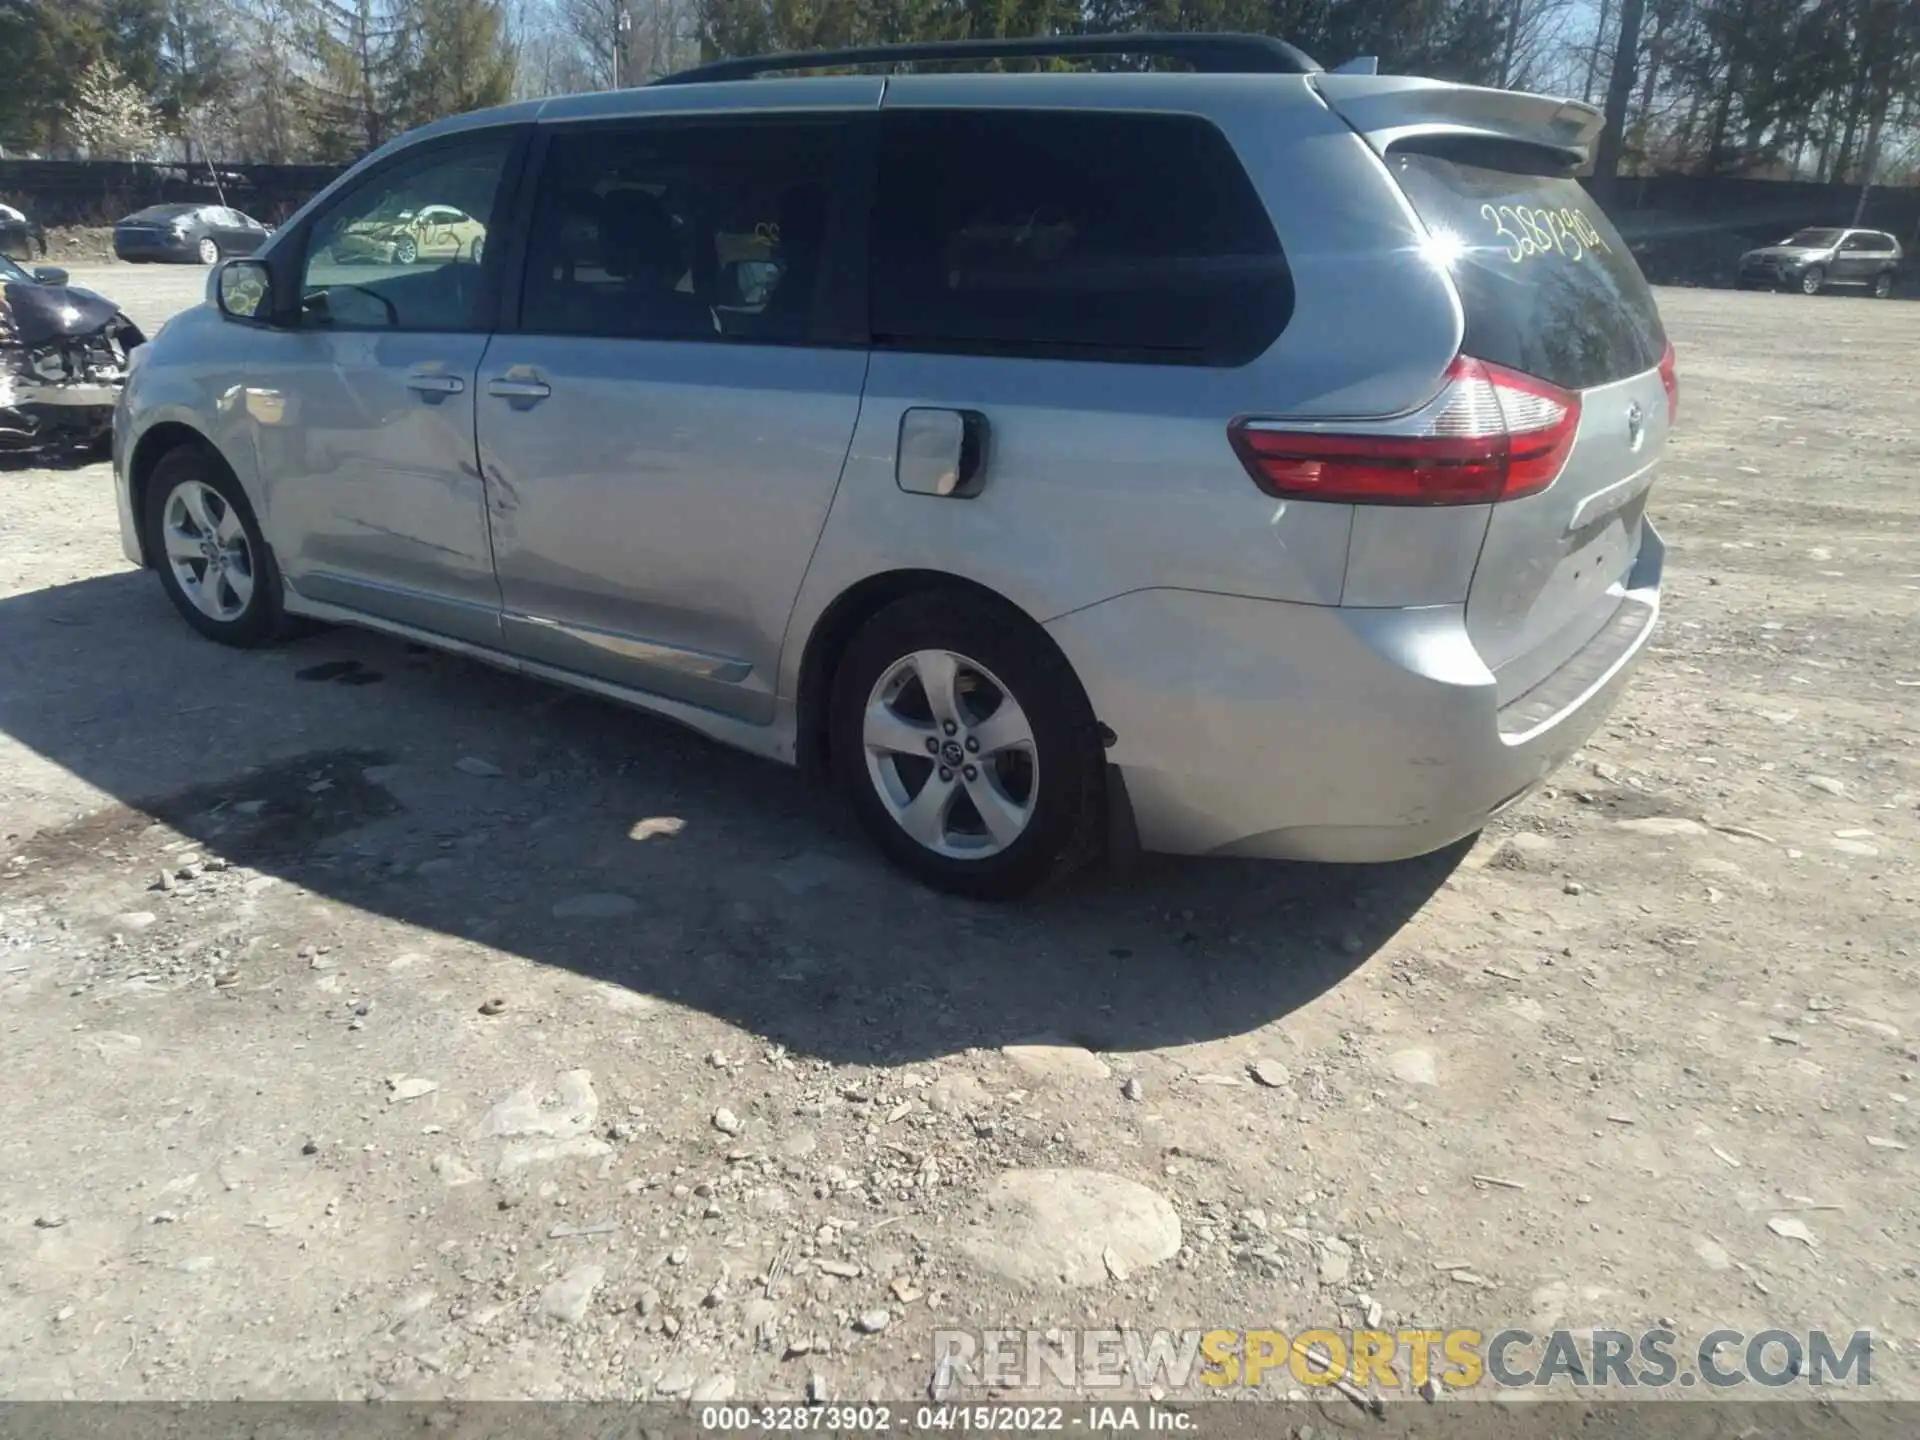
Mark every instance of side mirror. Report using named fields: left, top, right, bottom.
left=214, top=257, right=273, bottom=322
left=31, top=265, right=69, bottom=286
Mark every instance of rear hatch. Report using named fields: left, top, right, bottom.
left=1317, top=78, right=1671, bottom=705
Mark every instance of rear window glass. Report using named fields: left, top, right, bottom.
left=1389, top=152, right=1665, bottom=392
left=871, top=110, right=1292, bottom=366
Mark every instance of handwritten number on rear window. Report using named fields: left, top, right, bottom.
left=1481, top=203, right=1612, bottom=264
left=1482, top=204, right=1525, bottom=261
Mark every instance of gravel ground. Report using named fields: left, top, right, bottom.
left=0, top=275, right=1914, bottom=1406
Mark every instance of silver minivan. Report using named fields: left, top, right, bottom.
left=113, top=34, right=1674, bottom=898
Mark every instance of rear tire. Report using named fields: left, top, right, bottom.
left=1800, top=265, right=1825, bottom=295
left=143, top=444, right=289, bottom=649
left=829, top=591, right=1103, bottom=900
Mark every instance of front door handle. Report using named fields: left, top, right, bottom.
left=404, top=370, right=465, bottom=396
left=487, top=377, right=552, bottom=400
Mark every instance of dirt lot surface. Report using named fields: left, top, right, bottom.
left=1, top=274, right=1914, bottom=1406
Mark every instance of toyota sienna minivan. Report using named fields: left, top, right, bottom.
left=115, top=33, right=1674, bottom=898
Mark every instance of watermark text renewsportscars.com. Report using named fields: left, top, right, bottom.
left=930, top=1327, right=1875, bottom=1395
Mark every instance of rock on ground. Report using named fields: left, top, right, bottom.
left=477, top=1070, right=599, bottom=1139
left=959, top=1168, right=1181, bottom=1288
left=540, top=1264, right=604, bottom=1324
left=1001, top=1039, right=1111, bottom=1083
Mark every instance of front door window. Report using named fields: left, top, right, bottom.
left=303, top=138, right=510, bottom=331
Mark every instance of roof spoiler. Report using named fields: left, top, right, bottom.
left=1311, top=74, right=1603, bottom=168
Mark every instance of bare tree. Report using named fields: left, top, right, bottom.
left=67, top=55, right=166, bottom=159
left=1590, top=0, right=1648, bottom=195
left=1495, top=0, right=1579, bottom=91
left=553, top=0, right=690, bottom=87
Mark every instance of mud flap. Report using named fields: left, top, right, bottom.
left=1105, top=761, right=1142, bottom=878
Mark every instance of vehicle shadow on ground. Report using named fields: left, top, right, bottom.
left=1, top=571, right=1462, bottom=1065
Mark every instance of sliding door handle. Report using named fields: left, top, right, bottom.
left=487, top=377, right=552, bottom=401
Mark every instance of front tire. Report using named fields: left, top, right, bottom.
left=829, top=591, right=1104, bottom=900
left=197, top=236, right=220, bottom=265
left=143, top=444, right=288, bottom=648
left=1800, top=265, right=1825, bottom=295
left=394, top=235, right=419, bottom=264
left=1873, top=271, right=1894, bottom=298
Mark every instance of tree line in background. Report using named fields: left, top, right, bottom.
left=0, top=0, right=1914, bottom=185
left=0, top=0, right=518, bottom=163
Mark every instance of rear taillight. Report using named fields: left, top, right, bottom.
left=1658, top=340, right=1679, bottom=424
left=1229, top=356, right=1581, bottom=506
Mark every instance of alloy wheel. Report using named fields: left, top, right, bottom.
left=862, top=649, right=1038, bottom=859
left=197, top=236, right=219, bottom=265
left=161, top=480, right=255, bottom=622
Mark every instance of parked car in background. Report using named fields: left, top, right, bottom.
left=0, top=201, right=49, bottom=259
left=113, top=33, right=1675, bottom=897
left=1738, top=226, right=1903, bottom=296
left=324, top=202, right=488, bottom=265
left=113, top=204, right=271, bottom=265
left=1, top=251, right=144, bottom=454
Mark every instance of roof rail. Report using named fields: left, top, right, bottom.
left=651, top=32, right=1322, bottom=87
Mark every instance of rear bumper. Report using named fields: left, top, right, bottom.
left=1047, top=524, right=1663, bottom=862
left=0, top=219, right=44, bottom=256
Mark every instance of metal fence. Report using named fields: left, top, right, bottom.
left=0, top=160, right=348, bottom=226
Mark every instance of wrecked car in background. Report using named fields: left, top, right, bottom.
left=0, top=254, right=144, bottom=456
left=0, top=201, right=49, bottom=259
left=324, top=203, right=487, bottom=265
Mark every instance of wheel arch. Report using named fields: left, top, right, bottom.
left=792, top=569, right=1091, bottom=780
left=129, top=422, right=244, bottom=566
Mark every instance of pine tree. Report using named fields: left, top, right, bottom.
left=160, top=0, right=240, bottom=157
left=305, top=0, right=408, bottom=161
left=397, top=0, right=518, bottom=127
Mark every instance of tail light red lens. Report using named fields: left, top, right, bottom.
left=1658, top=340, right=1679, bottom=424
left=1229, top=356, right=1581, bottom=506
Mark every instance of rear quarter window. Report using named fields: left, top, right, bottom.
left=1389, top=151, right=1666, bottom=392
left=871, top=109, right=1292, bottom=366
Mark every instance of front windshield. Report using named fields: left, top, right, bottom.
left=1784, top=228, right=1841, bottom=247
left=0, top=252, right=30, bottom=283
